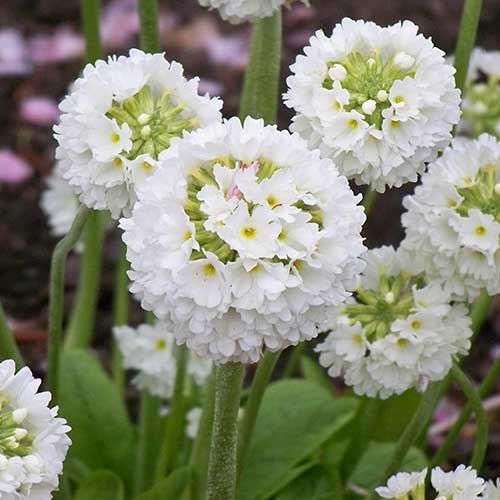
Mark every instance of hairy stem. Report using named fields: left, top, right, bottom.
left=138, top=0, right=161, bottom=53
left=0, top=301, right=23, bottom=367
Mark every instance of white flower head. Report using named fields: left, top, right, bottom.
left=483, top=479, right=500, bottom=500
left=431, top=465, right=485, bottom=500
left=55, top=49, right=222, bottom=218
left=121, top=117, right=366, bottom=363
left=198, top=0, right=308, bottom=24
left=376, top=468, right=426, bottom=499
left=316, top=246, right=472, bottom=399
left=284, top=18, right=461, bottom=192
left=401, top=134, right=500, bottom=300
left=113, top=322, right=212, bottom=398
left=0, top=360, right=71, bottom=499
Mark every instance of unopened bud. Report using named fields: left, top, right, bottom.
left=376, top=90, right=388, bottom=102
left=13, top=408, right=28, bottom=424
left=328, top=64, right=347, bottom=81
left=362, top=99, right=377, bottom=115
left=394, top=51, right=415, bottom=70
left=138, top=113, right=151, bottom=125
left=385, top=292, right=395, bottom=304
left=495, top=183, right=500, bottom=195
left=14, top=428, right=28, bottom=441
left=140, top=125, right=152, bottom=138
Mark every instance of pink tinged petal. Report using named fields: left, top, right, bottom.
left=0, top=150, right=32, bottom=184
left=19, top=96, right=60, bottom=125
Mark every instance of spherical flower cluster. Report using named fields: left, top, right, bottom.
left=284, top=18, right=461, bottom=192
left=402, top=134, right=500, bottom=300
left=316, top=247, right=472, bottom=399
left=54, top=49, right=222, bottom=218
left=376, top=466, right=489, bottom=500
left=198, top=0, right=307, bottom=24
left=113, top=322, right=212, bottom=398
left=0, top=360, right=71, bottom=499
left=460, top=48, right=500, bottom=139
left=121, top=117, right=366, bottom=363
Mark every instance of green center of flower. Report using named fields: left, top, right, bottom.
left=343, top=273, right=423, bottom=339
left=323, top=50, right=416, bottom=129
left=106, top=85, right=197, bottom=160
left=464, top=76, right=500, bottom=138
left=0, top=401, right=32, bottom=457
left=455, top=164, right=500, bottom=222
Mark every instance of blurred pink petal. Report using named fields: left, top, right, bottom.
left=198, top=78, right=224, bottom=97
left=101, top=0, right=139, bottom=49
left=19, top=96, right=60, bottom=126
left=30, top=27, right=84, bottom=64
left=205, top=33, right=248, bottom=69
left=0, top=29, right=31, bottom=76
left=0, top=149, right=32, bottom=185
left=285, top=4, right=316, bottom=23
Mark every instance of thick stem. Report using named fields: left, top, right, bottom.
left=453, top=0, right=483, bottom=94
left=282, top=343, right=305, bottom=378
left=471, top=290, right=492, bottom=335
left=190, top=371, right=216, bottom=500
left=0, top=301, right=23, bottom=367
left=138, top=0, right=161, bottom=53
left=367, top=381, right=443, bottom=500
left=155, top=345, right=188, bottom=480
left=239, top=12, right=282, bottom=124
left=206, top=363, right=245, bottom=500
left=81, top=0, right=101, bottom=63
left=238, top=351, right=280, bottom=475
left=432, top=356, right=500, bottom=466
left=362, top=190, right=377, bottom=216
left=48, top=206, right=89, bottom=401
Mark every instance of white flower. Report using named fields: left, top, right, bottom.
left=401, top=134, right=500, bottom=300
left=376, top=468, right=426, bottom=499
left=186, top=407, right=202, bottom=440
left=198, top=0, right=308, bottom=24
left=316, top=246, right=472, bottom=399
left=0, top=360, right=71, bottom=499
left=121, top=116, right=366, bottom=363
left=113, top=322, right=212, bottom=398
left=431, top=465, right=485, bottom=500
left=284, top=18, right=461, bottom=192
left=483, top=479, right=500, bottom=500
left=55, top=49, right=222, bottom=218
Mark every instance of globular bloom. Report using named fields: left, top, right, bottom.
left=198, top=0, right=307, bottom=24
left=0, top=360, right=71, bottom=499
left=284, top=18, right=461, bottom=192
left=316, top=247, right=472, bottom=399
left=121, top=117, right=366, bottom=363
left=377, top=466, right=486, bottom=500
left=54, top=49, right=222, bottom=218
left=460, top=48, right=500, bottom=139
left=401, top=134, right=500, bottom=301
left=113, top=322, right=212, bottom=399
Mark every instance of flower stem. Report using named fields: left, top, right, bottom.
left=432, top=355, right=500, bottom=466
left=282, top=343, right=305, bottom=378
left=453, top=0, right=483, bottom=94
left=471, top=290, right=492, bottom=335
left=207, top=363, right=245, bottom=500
left=238, top=351, right=280, bottom=476
left=155, top=345, right=188, bottom=480
left=190, top=371, right=216, bottom=500
left=82, top=0, right=101, bottom=63
left=64, top=212, right=105, bottom=349
left=0, top=301, right=23, bottom=367
left=134, top=392, right=163, bottom=495
left=362, top=189, right=377, bottom=216
left=138, top=0, right=161, bottom=53
left=48, top=206, right=89, bottom=401
left=239, top=11, right=282, bottom=124
left=367, top=381, right=444, bottom=500
left=449, top=364, right=488, bottom=470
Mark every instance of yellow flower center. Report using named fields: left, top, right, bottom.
left=241, top=226, right=257, bottom=239
left=155, top=339, right=167, bottom=351
left=202, top=263, right=217, bottom=277
left=110, top=132, right=120, bottom=144
left=475, top=225, right=486, bottom=236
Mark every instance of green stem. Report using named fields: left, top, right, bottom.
left=238, top=351, right=280, bottom=475
left=432, top=355, right=500, bottom=466
left=0, top=301, right=23, bottom=367
left=367, top=381, right=443, bottom=500
left=82, top=0, right=101, bottom=63
left=283, top=343, right=305, bottom=378
left=207, top=363, right=245, bottom=500
left=453, top=0, right=483, bottom=94
left=190, top=371, right=216, bottom=500
left=48, top=206, right=89, bottom=401
left=155, top=345, right=188, bottom=480
left=239, top=11, right=282, bottom=124
left=64, top=212, right=105, bottom=349
left=134, top=393, right=163, bottom=495
left=471, top=290, right=492, bottom=335
left=362, top=190, right=377, bottom=216
left=138, top=0, right=161, bottom=53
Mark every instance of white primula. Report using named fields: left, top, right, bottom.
left=284, top=18, right=461, bottom=192
left=113, top=322, right=212, bottom=398
left=377, top=466, right=486, bottom=500
left=0, top=360, right=71, bottom=500
left=54, top=49, right=222, bottom=218
left=483, top=479, right=500, bottom=500
left=186, top=407, right=203, bottom=440
left=120, top=116, right=366, bottom=363
left=460, top=48, right=500, bottom=139
left=401, top=134, right=500, bottom=300
left=316, top=247, right=472, bottom=399
left=198, top=0, right=308, bottom=24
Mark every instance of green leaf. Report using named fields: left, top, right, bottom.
left=135, top=467, right=191, bottom=500
left=275, top=465, right=340, bottom=500
left=58, top=350, right=136, bottom=489
left=74, top=470, right=124, bottom=500
left=350, top=441, right=427, bottom=490
left=237, top=380, right=357, bottom=500
left=300, top=356, right=332, bottom=392
left=239, top=12, right=282, bottom=124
